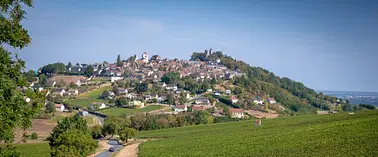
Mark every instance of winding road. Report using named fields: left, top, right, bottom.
left=95, top=140, right=124, bottom=157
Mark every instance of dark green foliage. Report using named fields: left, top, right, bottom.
left=90, top=125, right=102, bottom=139
left=40, top=62, right=66, bottom=75
left=51, top=129, right=98, bottom=157
left=1, top=1, right=45, bottom=152
left=161, top=72, right=180, bottom=84
left=135, top=83, right=148, bottom=93
left=48, top=115, right=90, bottom=156
left=86, top=65, right=94, bottom=77
left=45, top=102, right=56, bottom=113
left=30, top=132, right=38, bottom=140
left=167, top=94, right=174, bottom=105
left=119, top=127, right=137, bottom=142
left=116, top=97, right=129, bottom=107
left=359, top=104, right=376, bottom=110
left=38, top=74, right=47, bottom=86
left=25, top=70, right=36, bottom=82
left=117, top=54, right=122, bottom=66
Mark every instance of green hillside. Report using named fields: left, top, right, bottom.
left=138, top=110, right=378, bottom=157
left=191, top=52, right=349, bottom=114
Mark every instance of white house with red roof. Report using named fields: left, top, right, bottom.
left=267, top=98, right=277, bottom=104
left=229, top=108, right=244, bottom=118
left=55, top=104, right=65, bottom=112
left=231, top=96, right=239, bottom=104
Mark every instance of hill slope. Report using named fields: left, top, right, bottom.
left=191, top=52, right=345, bottom=114
left=138, top=110, right=378, bottom=157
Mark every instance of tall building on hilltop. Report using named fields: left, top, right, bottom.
left=142, top=52, right=149, bottom=63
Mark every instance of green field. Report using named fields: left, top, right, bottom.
left=99, top=105, right=163, bottom=116
left=138, top=110, right=378, bottom=157
left=16, top=143, right=50, bottom=157
left=65, top=86, right=111, bottom=108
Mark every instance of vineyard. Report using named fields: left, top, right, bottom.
left=138, top=110, right=378, bottom=157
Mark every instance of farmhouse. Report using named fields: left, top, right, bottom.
left=173, top=105, right=188, bottom=112
left=267, top=98, right=276, bottom=104
left=67, top=89, right=79, bottom=96
left=49, top=76, right=88, bottom=87
left=52, top=88, right=66, bottom=96
left=231, top=96, right=239, bottom=104
left=195, top=98, right=210, bottom=104
left=55, top=104, right=65, bottom=112
left=229, top=108, right=244, bottom=118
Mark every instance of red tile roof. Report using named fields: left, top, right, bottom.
left=191, top=105, right=206, bottom=111
left=55, top=104, right=64, bottom=108
left=229, top=108, right=244, bottom=113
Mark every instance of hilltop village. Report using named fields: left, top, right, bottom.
left=29, top=50, right=289, bottom=120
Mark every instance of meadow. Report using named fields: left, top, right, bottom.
left=64, top=86, right=111, bottom=108
left=99, top=105, right=163, bottom=117
left=16, top=143, right=50, bottom=157
left=138, top=110, right=378, bottom=157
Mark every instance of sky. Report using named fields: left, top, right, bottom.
left=10, top=0, right=378, bottom=92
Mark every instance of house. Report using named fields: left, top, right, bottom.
left=213, top=91, right=221, bottom=96
left=150, top=94, right=159, bottom=99
left=49, top=76, right=87, bottom=87
left=195, top=98, right=210, bottom=104
left=67, top=89, right=79, bottom=96
left=207, top=89, right=213, bottom=92
left=79, top=110, right=88, bottom=116
left=229, top=108, right=244, bottom=118
left=173, top=105, right=188, bottom=112
left=111, top=76, right=123, bottom=82
left=231, top=96, right=239, bottom=104
left=157, top=82, right=167, bottom=87
left=225, top=90, right=232, bottom=95
left=90, top=102, right=107, bottom=110
left=165, top=85, right=178, bottom=91
left=129, top=100, right=145, bottom=108
left=253, top=96, right=263, bottom=105
left=144, top=94, right=152, bottom=101
left=118, top=88, right=128, bottom=95
left=225, top=73, right=235, bottom=80
left=157, top=96, right=166, bottom=102
left=52, top=88, right=66, bottom=96
left=267, top=98, right=276, bottom=104
left=55, top=104, right=65, bottom=112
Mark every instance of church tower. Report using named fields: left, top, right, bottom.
left=142, top=52, right=149, bottom=63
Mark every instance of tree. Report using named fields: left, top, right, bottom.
left=167, top=94, right=174, bottom=105
left=118, top=127, right=137, bottom=143
left=0, top=1, right=45, bottom=155
left=26, top=70, right=36, bottom=82
left=100, top=91, right=110, bottom=99
left=31, top=133, right=38, bottom=140
left=161, top=72, right=180, bottom=84
left=48, top=115, right=90, bottom=156
left=90, top=125, right=102, bottom=139
left=179, top=92, right=187, bottom=104
left=51, top=129, right=98, bottom=157
left=117, top=54, right=122, bottom=66
left=45, top=102, right=56, bottom=113
left=67, top=62, right=72, bottom=68
left=135, top=83, right=148, bottom=93
left=116, top=97, right=129, bottom=107
left=102, top=120, right=119, bottom=138
left=39, top=74, right=47, bottom=86
left=86, top=65, right=94, bottom=77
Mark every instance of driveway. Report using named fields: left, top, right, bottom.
left=95, top=140, right=124, bottom=157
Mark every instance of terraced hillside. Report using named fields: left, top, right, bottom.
left=138, top=110, right=378, bottom=157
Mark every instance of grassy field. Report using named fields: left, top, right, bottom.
left=16, top=143, right=50, bottom=157
left=99, top=105, right=163, bottom=116
left=65, top=86, right=111, bottom=108
left=138, top=110, right=378, bottom=157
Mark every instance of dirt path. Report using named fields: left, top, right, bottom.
left=115, top=139, right=149, bottom=157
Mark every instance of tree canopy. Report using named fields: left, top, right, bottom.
left=1, top=0, right=45, bottom=156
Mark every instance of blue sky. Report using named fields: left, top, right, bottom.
left=12, top=0, right=378, bottom=92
